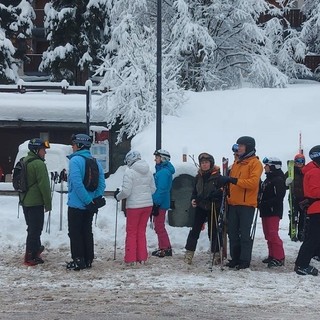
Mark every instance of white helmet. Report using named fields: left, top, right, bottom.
left=262, top=157, right=282, bottom=170
left=154, top=149, right=171, bottom=162
left=124, top=150, right=141, bottom=167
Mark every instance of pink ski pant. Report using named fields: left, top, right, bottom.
left=125, top=206, right=152, bottom=263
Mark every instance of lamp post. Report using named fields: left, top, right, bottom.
left=156, top=0, right=162, bottom=150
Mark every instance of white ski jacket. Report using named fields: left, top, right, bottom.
left=116, top=159, right=156, bottom=209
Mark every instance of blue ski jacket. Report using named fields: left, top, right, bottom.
left=152, top=161, right=175, bottom=210
left=67, top=149, right=105, bottom=209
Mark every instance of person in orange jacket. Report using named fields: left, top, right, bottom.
left=219, top=136, right=263, bottom=270
left=294, top=145, right=320, bottom=276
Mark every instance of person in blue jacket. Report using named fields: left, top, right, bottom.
left=66, top=134, right=106, bottom=271
left=151, top=149, right=175, bottom=258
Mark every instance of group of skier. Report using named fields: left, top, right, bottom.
left=181, top=135, right=320, bottom=276
left=18, top=133, right=320, bottom=276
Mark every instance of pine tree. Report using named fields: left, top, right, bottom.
left=262, top=0, right=311, bottom=80
left=40, top=0, right=110, bottom=85
left=0, top=0, right=34, bottom=83
left=166, top=0, right=302, bottom=90
left=300, top=0, right=320, bottom=79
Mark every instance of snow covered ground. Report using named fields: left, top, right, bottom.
left=1, top=80, right=320, bottom=319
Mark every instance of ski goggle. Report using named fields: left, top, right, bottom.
left=198, top=153, right=212, bottom=162
left=294, top=158, right=305, bottom=164
left=232, top=144, right=239, bottom=153
left=262, top=157, right=282, bottom=166
left=43, top=140, right=50, bottom=148
left=310, top=152, right=320, bottom=160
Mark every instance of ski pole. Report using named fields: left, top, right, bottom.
left=114, top=199, right=119, bottom=260
left=250, top=208, right=259, bottom=240
left=209, top=202, right=214, bottom=270
left=59, top=169, right=66, bottom=231
left=46, top=171, right=59, bottom=233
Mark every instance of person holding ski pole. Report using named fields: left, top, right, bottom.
left=259, top=157, right=286, bottom=268
left=114, top=150, right=155, bottom=266
left=284, top=153, right=306, bottom=241
left=21, top=138, right=51, bottom=266
left=151, top=149, right=175, bottom=258
left=219, top=136, right=263, bottom=270
left=66, top=134, right=105, bottom=271
left=294, top=146, right=320, bottom=276
left=184, top=153, right=223, bottom=265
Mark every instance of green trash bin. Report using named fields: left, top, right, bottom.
left=168, top=174, right=195, bottom=227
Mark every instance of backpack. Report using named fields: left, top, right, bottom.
left=78, top=155, right=100, bottom=192
left=12, top=157, right=36, bottom=193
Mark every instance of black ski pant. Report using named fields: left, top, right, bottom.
left=68, top=207, right=94, bottom=264
left=185, top=205, right=220, bottom=253
left=23, top=205, right=44, bottom=258
left=295, top=213, right=320, bottom=268
left=227, top=205, right=255, bottom=265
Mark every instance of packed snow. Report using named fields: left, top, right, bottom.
left=1, top=80, right=320, bottom=319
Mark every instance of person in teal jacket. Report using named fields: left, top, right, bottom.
left=151, top=149, right=175, bottom=258
left=66, top=133, right=105, bottom=271
left=21, top=138, right=51, bottom=266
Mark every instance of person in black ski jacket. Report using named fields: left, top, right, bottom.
left=259, top=157, right=286, bottom=268
left=184, top=153, right=223, bottom=265
left=284, top=153, right=306, bottom=241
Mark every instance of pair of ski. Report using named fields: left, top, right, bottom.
left=209, top=157, right=228, bottom=272
left=287, top=160, right=298, bottom=241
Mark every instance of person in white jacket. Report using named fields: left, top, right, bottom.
left=114, top=150, right=156, bottom=265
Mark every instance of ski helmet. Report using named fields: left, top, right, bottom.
left=198, top=152, right=214, bottom=168
left=262, top=157, right=282, bottom=170
left=294, top=153, right=305, bottom=165
left=125, top=150, right=141, bottom=167
left=236, top=136, right=256, bottom=153
left=154, top=149, right=171, bottom=162
left=71, top=133, right=92, bottom=149
left=309, top=145, right=320, bottom=164
left=28, top=138, right=50, bottom=152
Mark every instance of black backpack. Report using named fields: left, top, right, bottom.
left=12, top=157, right=36, bottom=193
left=78, top=155, right=100, bottom=192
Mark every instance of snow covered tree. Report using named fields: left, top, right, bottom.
left=262, top=0, right=311, bottom=80
left=96, top=0, right=183, bottom=144
left=168, top=0, right=289, bottom=90
left=0, top=0, right=34, bottom=83
left=0, top=28, right=16, bottom=83
left=40, top=0, right=111, bottom=85
left=300, top=0, right=320, bottom=79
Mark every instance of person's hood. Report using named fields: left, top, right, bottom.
left=155, top=161, right=175, bottom=174
left=131, top=159, right=150, bottom=175
left=67, top=149, right=91, bottom=160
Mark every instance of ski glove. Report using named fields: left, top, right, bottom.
left=86, top=201, right=99, bottom=214
left=208, top=188, right=223, bottom=201
left=114, top=188, right=120, bottom=201
left=219, top=176, right=237, bottom=186
left=93, top=196, right=106, bottom=208
left=285, top=177, right=293, bottom=186
left=151, top=204, right=160, bottom=216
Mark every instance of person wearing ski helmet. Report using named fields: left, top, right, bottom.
left=22, top=138, right=52, bottom=266
left=284, top=153, right=306, bottom=241
left=151, top=149, right=175, bottom=258
left=184, top=152, right=223, bottom=265
left=219, top=136, right=263, bottom=270
left=66, top=133, right=105, bottom=271
left=259, top=157, right=286, bottom=268
left=115, top=150, right=155, bottom=265
left=294, top=146, right=320, bottom=276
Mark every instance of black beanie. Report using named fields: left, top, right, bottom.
left=309, top=145, right=320, bottom=164
left=236, top=136, right=256, bottom=153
